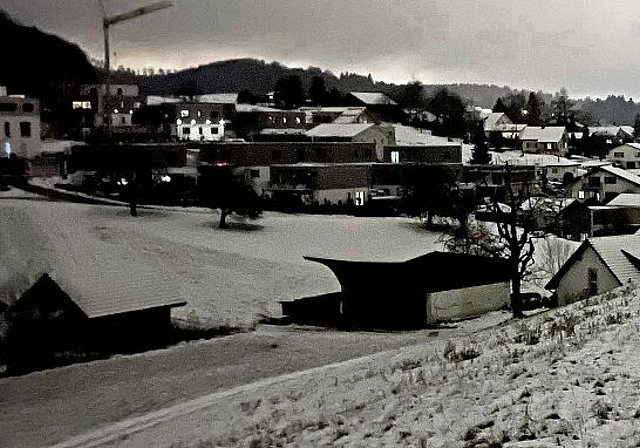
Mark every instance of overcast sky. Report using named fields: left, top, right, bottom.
left=3, top=0, right=640, bottom=99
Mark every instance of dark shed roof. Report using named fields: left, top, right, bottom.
left=305, top=251, right=510, bottom=296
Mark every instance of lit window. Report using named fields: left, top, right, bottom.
left=295, top=117, right=301, bottom=124
left=180, top=109, right=190, bottom=118
left=4, top=142, right=10, bottom=156
left=391, top=151, right=400, bottom=164
left=197, top=110, right=202, bottom=118
left=19, top=122, right=31, bottom=137
left=283, top=117, right=287, bottom=124
left=578, top=190, right=585, bottom=199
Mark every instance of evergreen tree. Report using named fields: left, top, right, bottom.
left=470, top=122, right=491, bottom=164
left=493, top=97, right=507, bottom=113
left=308, top=76, right=327, bottom=106
left=526, top=92, right=543, bottom=126
left=427, top=88, right=467, bottom=138
left=273, top=75, right=305, bottom=109
left=633, top=113, right=640, bottom=140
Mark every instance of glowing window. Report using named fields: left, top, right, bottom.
left=180, top=109, right=190, bottom=118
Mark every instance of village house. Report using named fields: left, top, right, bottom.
left=519, top=126, right=567, bottom=154
left=546, top=235, right=640, bottom=306
left=590, top=126, right=635, bottom=145
left=74, top=84, right=141, bottom=130
left=606, top=143, right=640, bottom=170
left=344, top=92, right=404, bottom=122
left=234, top=104, right=307, bottom=141
left=306, top=123, right=396, bottom=160
left=482, top=112, right=526, bottom=145
left=197, top=141, right=378, bottom=195
left=560, top=200, right=637, bottom=240
left=569, top=164, right=640, bottom=203
left=299, top=106, right=374, bottom=126
left=280, top=252, right=511, bottom=329
left=0, top=92, right=41, bottom=159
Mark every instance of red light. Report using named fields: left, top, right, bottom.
left=214, top=161, right=228, bottom=167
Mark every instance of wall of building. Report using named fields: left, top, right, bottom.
left=556, top=246, right=620, bottom=306
left=312, top=187, right=370, bottom=206
left=383, top=144, right=462, bottom=164
left=545, top=165, right=579, bottom=183
left=607, top=144, right=640, bottom=169
left=577, top=171, right=640, bottom=202
left=0, top=97, right=41, bottom=158
left=426, top=282, right=510, bottom=325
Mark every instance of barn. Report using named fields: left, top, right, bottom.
left=282, top=252, right=511, bottom=329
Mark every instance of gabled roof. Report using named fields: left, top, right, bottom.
left=0, top=203, right=185, bottom=319
left=333, top=107, right=368, bottom=124
left=606, top=193, right=640, bottom=207
left=519, top=126, right=566, bottom=143
left=306, top=123, right=374, bottom=138
left=483, top=112, right=512, bottom=131
left=196, top=93, right=238, bottom=104
left=596, top=165, right=640, bottom=187
left=546, top=235, right=640, bottom=289
left=349, top=92, right=397, bottom=106
left=591, top=126, right=634, bottom=138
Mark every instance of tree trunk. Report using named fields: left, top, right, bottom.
left=511, top=262, right=524, bottom=318
left=218, top=208, right=229, bottom=229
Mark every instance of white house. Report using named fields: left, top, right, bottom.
left=607, top=143, right=640, bottom=170
left=570, top=165, right=640, bottom=202
left=519, top=126, right=567, bottom=154
left=0, top=94, right=41, bottom=158
left=546, top=235, right=640, bottom=306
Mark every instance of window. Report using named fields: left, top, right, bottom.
left=22, top=103, right=34, bottom=113
left=250, top=169, right=260, bottom=178
left=121, top=116, right=126, bottom=124
left=180, top=109, right=190, bottom=118
left=614, top=152, right=625, bottom=158
left=295, top=116, right=301, bottom=124
left=197, top=110, right=202, bottom=118
left=4, top=122, right=9, bottom=138
left=210, top=111, right=219, bottom=120
left=551, top=168, right=558, bottom=174
left=116, top=88, right=123, bottom=96
left=199, top=127, right=204, bottom=135
left=0, top=102, right=17, bottom=112
left=72, top=101, right=91, bottom=109
left=588, top=177, right=601, bottom=187
left=19, top=122, right=31, bottom=137
left=391, top=150, right=400, bottom=164
left=578, top=190, right=585, bottom=199
left=273, top=149, right=282, bottom=161
left=182, top=126, right=191, bottom=135
left=546, top=143, right=552, bottom=150
left=210, top=127, right=219, bottom=135
left=604, top=176, right=617, bottom=184
left=282, top=117, right=287, bottom=124
left=627, top=162, right=637, bottom=169
left=588, top=268, right=598, bottom=296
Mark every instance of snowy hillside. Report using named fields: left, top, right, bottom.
left=0, top=199, right=444, bottom=328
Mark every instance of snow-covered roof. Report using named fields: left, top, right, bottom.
left=0, top=202, right=184, bottom=318
left=146, top=95, right=182, bottom=105
left=235, top=104, right=281, bottom=113
left=591, top=126, right=634, bottom=138
left=519, top=126, right=566, bottom=143
left=333, top=107, right=367, bottom=124
left=597, top=165, right=640, bottom=187
left=483, top=112, right=511, bottom=131
left=520, top=196, right=575, bottom=212
left=606, top=193, right=640, bottom=207
left=259, top=128, right=306, bottom=135
left=393, top=124, right=452, bottom=146
left=547, top=234, right=640, bottom=289
left=196, top=93, right=238, bottom=104
left=299, top=106, right=350, bottom=113
left=306, top=123, right=374, bottom=138
left=349, top=92, right=397, bottom=106
left=492, top=150, right=579, bottom=167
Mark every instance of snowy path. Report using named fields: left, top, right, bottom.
left=0, top=317, right=512, bottom=448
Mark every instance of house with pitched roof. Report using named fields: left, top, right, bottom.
left=519, top=126, right=567, bottom=154
left=345, top=92, right=404, bottom=122
left=569, top=164, right=640, bottom=203
left=546, top=235, right=640, bottom=306
left=591, top=126, right=634, bottom=145
left=607, top=143, right=640, bottom=170
left=306, top=123, right=395, bottom=160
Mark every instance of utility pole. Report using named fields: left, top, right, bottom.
left=99, top=1, right=172, bottom=139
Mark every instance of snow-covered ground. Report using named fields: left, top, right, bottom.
left=0, top=197, right=445, bottom=328
left=59, top=281, right=640, bottom=448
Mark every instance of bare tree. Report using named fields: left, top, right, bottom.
left=445, top=165, right=544, bottom=318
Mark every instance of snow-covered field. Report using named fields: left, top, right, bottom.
left=63, top=282, right=640, bottom=448
left=0, top=196, right=444, bottom=328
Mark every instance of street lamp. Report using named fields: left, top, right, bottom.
left=99, top=0, right=172, bottom=138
